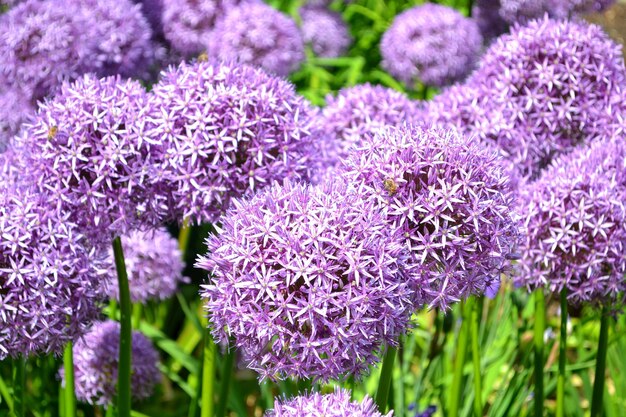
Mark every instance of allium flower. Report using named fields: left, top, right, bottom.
left=14, top=74, right=166, bottom=243
left=162, top=0, right=257, bottom=56
left=380, top=4, right=483, bottom=88
left=424, top=17, right=626, bottom=180
left=267, top=390, right=392, bottom=417
left=208, top=3, right=305, bottom=76
left=104, top=228, right=187, bottom=302
left=516, top=137, right=626, bottom=307
left=499, top=0, right=615, bottom=23
left=198, top=180, right=415, bottom=381
left=300, top=7, right=352, bottom=58
left=0, top=185, right=105, bottom=358
left=145, top=60, right=318, bottom=224
left=62, top=320, right=160, bottom=405
left=472, top=0, right=509, bottom=42
left=135, top=0, right=164, bottom=37
left=343, top=125, right=519, bottom=309
left=0, top=86, right=34, bottom=150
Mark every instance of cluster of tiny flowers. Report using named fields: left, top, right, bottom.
left=208, top=2, right=305, bottom=76
left=343, top=125, right=519, bottom=309
left=515, top=137, right=626, bottom=307
left=424, top=17, right=626, bottom=180
left=63, top=320, right=160, bottom=405
left=299, top=7, right=352, bottom=58
left=499, top=0, right=614, bottom=23
left=144, top=60, right=318, bottom=224
left=380, top=4, right=482, bottom=88
left=136, top=0, right=165, bottom=38
left=162, top=0, right=257, bottom=56
left=198, top=180, right=415, bottom=381
left=0, top=86, right=33, bottom=150
left=105, top=228, right=187, bottom=302
left=13, top=74, right=167, bottom=243
left=0, top=185, right=105, bottom=358
left=472, top=0, right=509, bottom=42
left=267, top=390, right=392, bottom=417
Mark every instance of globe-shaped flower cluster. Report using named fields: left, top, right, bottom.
left=343, top=125, right=519, bottom=309
left=380, top=4, right=482, bottom=88
left=208, top=2, right=305, bottom=76
left=300, top=7, right=352, bottom=59
left=499, top=0, right=614, bottom=24
left=145, top=60, right=318, bottom=224
left=63, top=320, right=160, bottom=405
left=0, top=86, right=33, bottom=149
left=0, top=185, right=105, bottom=358
left=516, top=137, right=626, bottom=307
left=267, top=390, right=392, bottom=417
left=198, top=180, right=415, bottom=381
left=104, top=228, right=187, bottom=302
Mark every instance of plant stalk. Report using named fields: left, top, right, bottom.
left=556, top=289, right=567, bottom=417
left=12, top=357, right=25, bottom=417
left=216, top=348, right=235, bottom=417
left=534, top=290, right=546, bottom=417
left=64, top=343, right=76, bottom=417
left=449, top=300, right=470, bottom=417
left=375, top=345, right=397, bottom=412
left=201, top=327, right=217, bottom=417
left=470, top=298, right=482, bottom=416
left=590, top=307, right=609, bottom=417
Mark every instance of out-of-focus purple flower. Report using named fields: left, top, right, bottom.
left=0, top=85, right=34, bottom=150
left=61, top=320, right=160, bottom=405
left=198, top=179, right=415, bottom=381
left=208, top=3, right=305, bottom=76
left=145, top=60, right=318, bottom=224
left=162, top=0, right=257, bottom=56
left=13, top=74, right=167, bottom=243
left=135, top=0, right=164, bottom=38
left=413, top=406, right=437, bottom=417
left=343, top=125, right=519, bottom=309
left=499, top=0, right=615, bottom=23
left=300, top=7, right=351, bottom=58
left=380, top=4, right=483, bottom=88
left=472, top=0, right=509, bottom=42
left=424, top=17, right=625, bottom=181
left=0, top=184, right=105, bottom=359
left=267, top=390, right=392, bottom=417
left=104, top=228, right=187, bottom=302
left=516, top=136, right=626, bottom=307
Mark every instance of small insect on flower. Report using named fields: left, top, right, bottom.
left=47, top=126, right=58, bottom=139
left=383, top=178, right=398, bottom=195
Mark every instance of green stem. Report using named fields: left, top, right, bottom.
left=534, top=290, right=546, bottom=417
left=556, top=290, right=567, bottom=417
left=216, top=348, right=235, bottom=417
left=375, top=345, right=397, bottom=412
left=64, top=343, right=76, bottom=417
left=112, top=236, right=132, bottom=417
left=470, top=298, right=482, bottom=416
left=178, top=220, right=191, bottom=254
left=12, top=358, right=25, bottom=417
left=132, top=303, right=143, bottom=329
left=590, top=307, right=610, bottom=417
left=201, top=327, right=217, bottom=417
left=449, top=300, right=470, bottom=417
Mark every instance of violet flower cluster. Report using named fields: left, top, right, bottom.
left=0, top=184, right=105, bottom=358
left=145, top=60, right=318, bottom=224
left=104, top=229, right=187, bottom=302
left=472, top=0, right=509, bottom=42
left=499, top=0, right=614, bottom=24
left=423, top=17, right=626, bottom=180
left=208, top=2, right=305, bottom=76
left=343, top=125, right=519, bottom=309
left=380, top=4, right=482, bottom=88
left=516, top=137, right=626, bottom=307
left=0, top=86, right=33, bottom=150
left=267, top=390, right=392, bottom=417
left=62, top=320, right=160, bottom=405
left=198, top=180, right=415, bottom=381
left=300, top=7, right=352, bottom=59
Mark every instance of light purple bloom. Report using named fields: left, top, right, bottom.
left=104, top=228, right=187, bottom=302
left=342, top=125, right=519, bottom=309
left=145, top=60, right=318, bottom=224
left=300, top=7, right=352, bottom=58
left=0, top=85, right=34, bottom=150
left=472, top=0, right=509, bottom=42
left=198, top=179, right=415, bottom=381
left=208, top=2, right=305, bottom=76
left=380, top=4, right=483, bottom=88
left=499, top=0, right=615, bottom=23
left=61, top=320, right=160, bottom=405
left=267, top=390, right=392, bottom=417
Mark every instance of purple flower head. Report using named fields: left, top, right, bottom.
left=499, top=0, right=615, bottom=23
left=162, top=0, right=257, bottom=56
left=0, top=0, right=88, bottom=101
left=104, top=228, right=187, bottom=302
left=145, top=60, right=318, bottom=224
left=425, top=17, right=626, bottom=180
left=342, top=125, right=520, bottom=309
left=0, top=185, right=105, bottom=359
left=197, top=179, right=415, bottom=381
left=300, top=7, right=351, bottom=58
left=0, top=85, right=34, bottom=150
left=267, top=390, right=392, bottom=417
left=472, top=0, right=509, bottom=42
left=380, top=4, right=483, bottom=88
left=208, top=3, right=305, bottom=76
left=14, top=74, right=167, bottom=243
left=135, top=0, right=165, bottom=38
left=62, top=320, right=160, bottom=405
left=515, top=137, right=626, bottom=308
